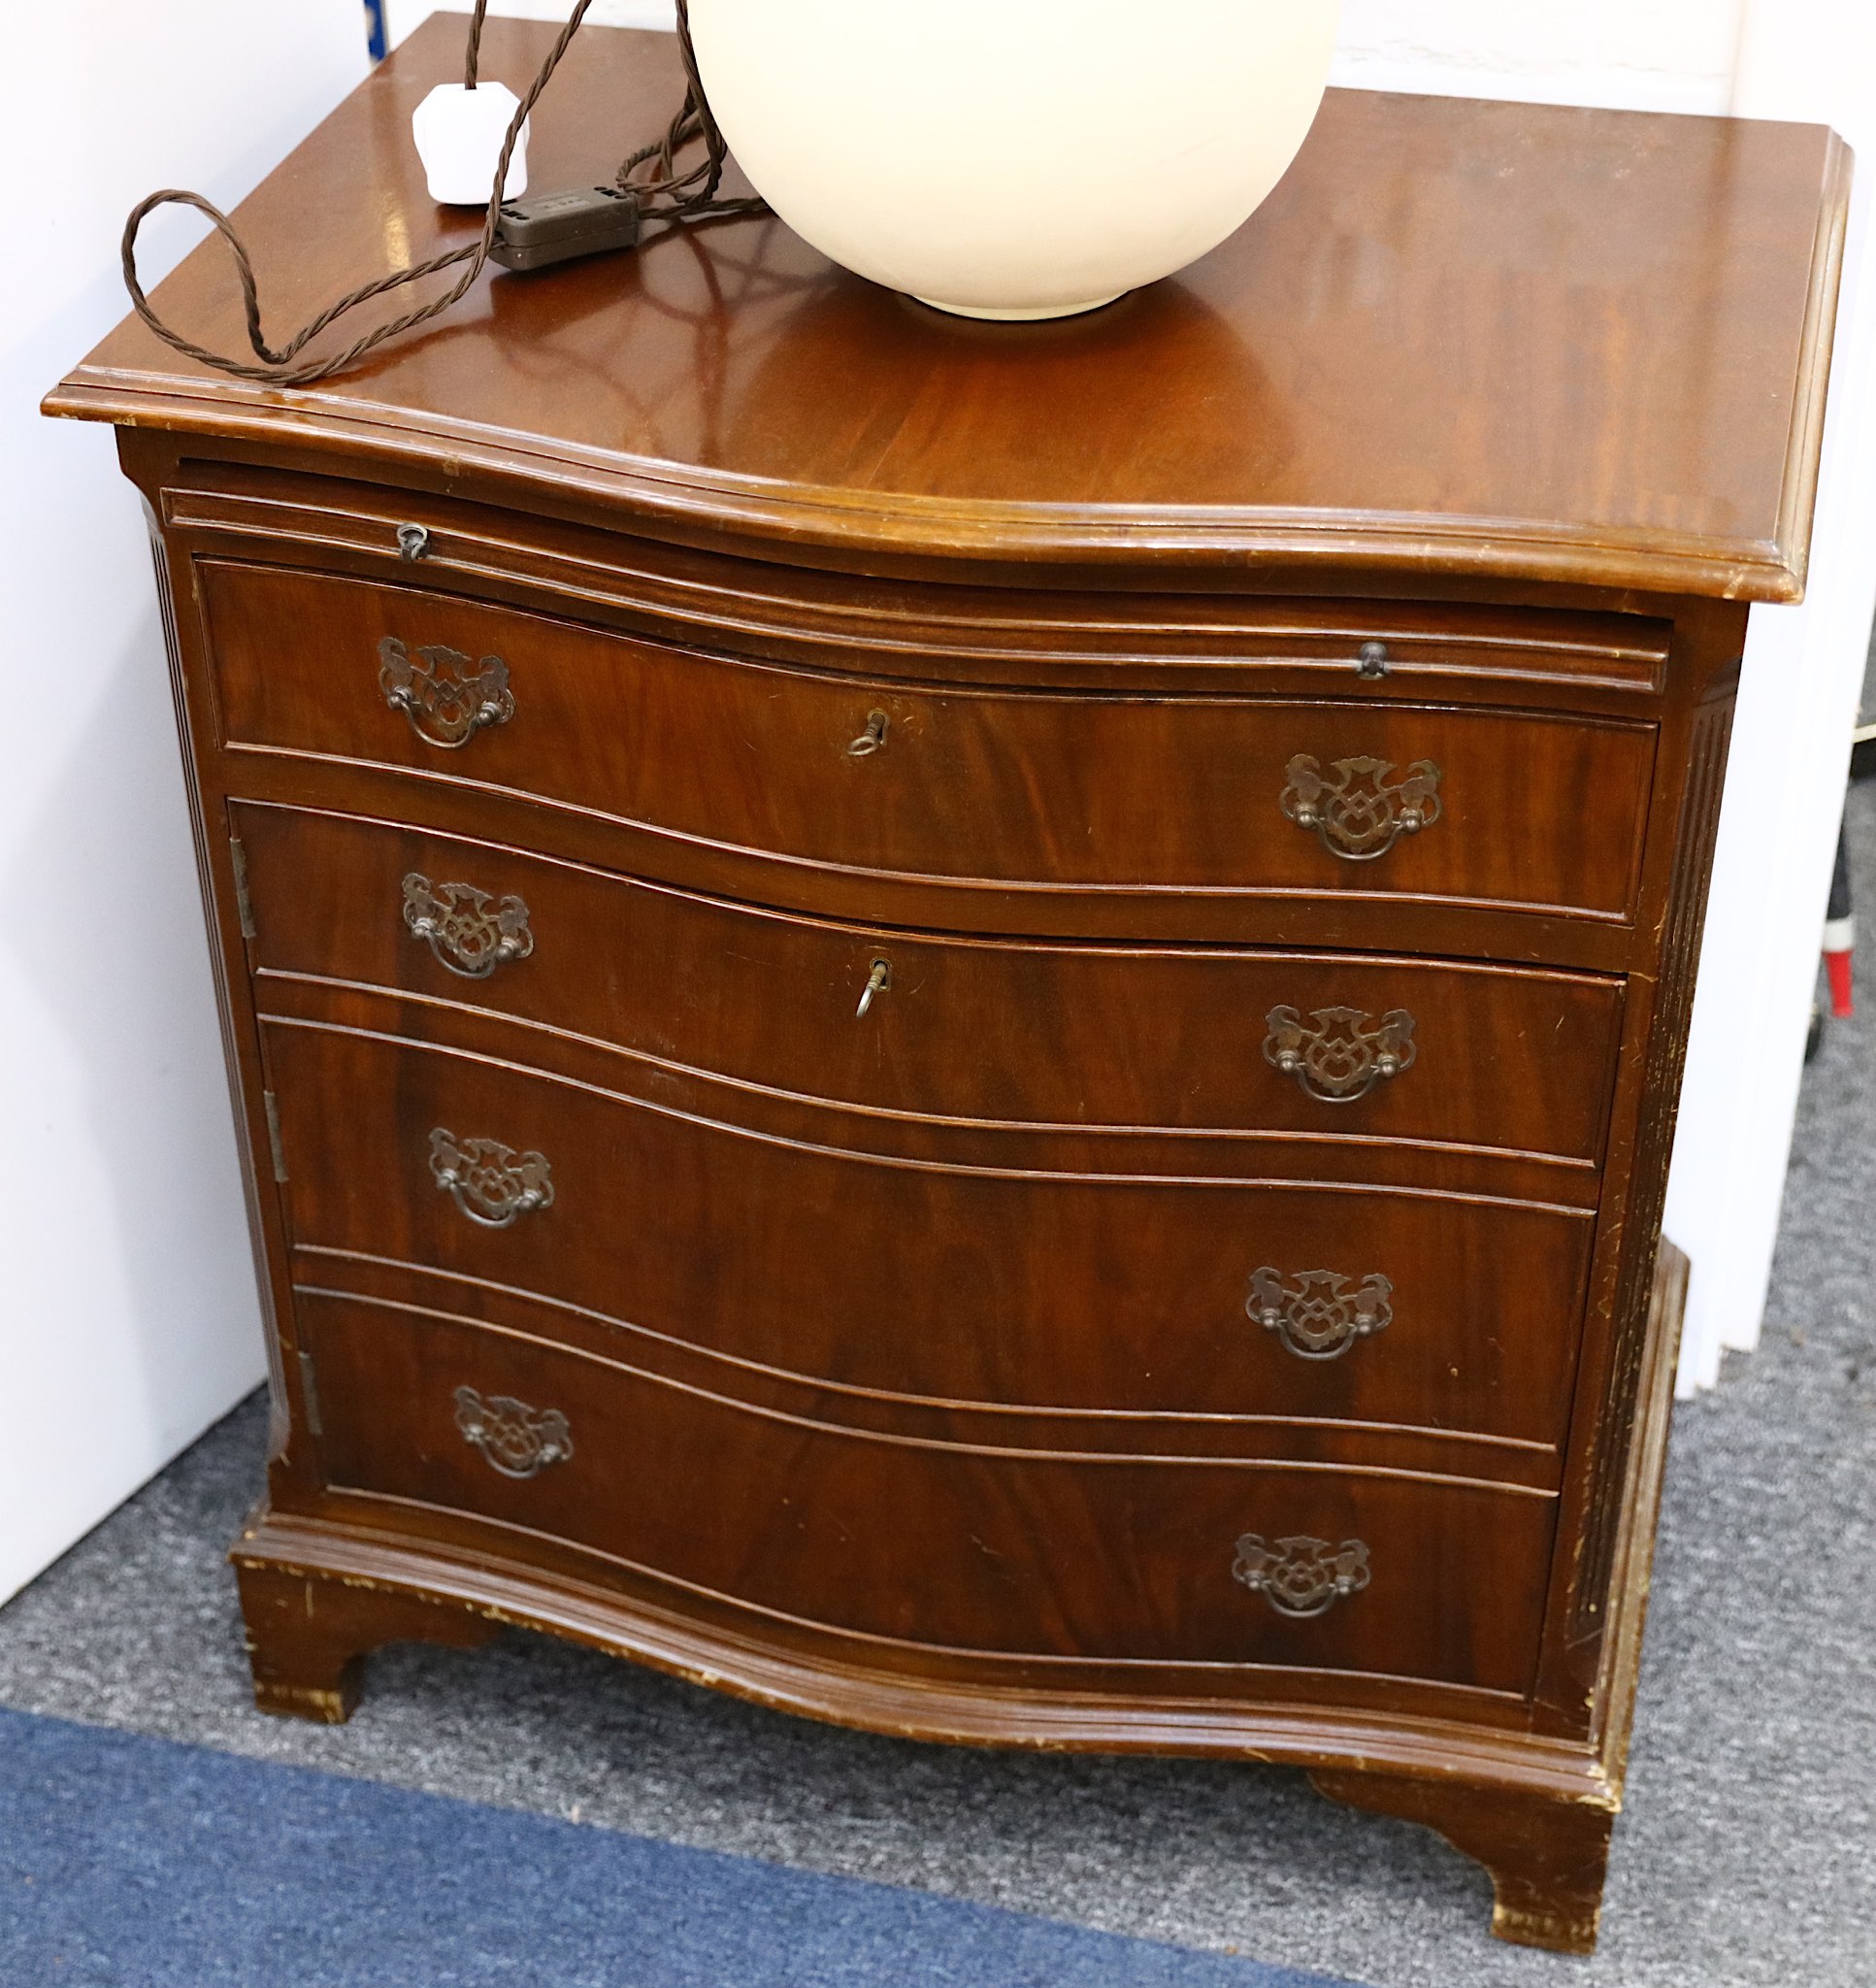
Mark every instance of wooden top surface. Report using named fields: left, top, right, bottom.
left=49, top=15, right=1850, bottom=599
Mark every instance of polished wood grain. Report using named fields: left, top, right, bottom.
left=203, top=560, right=1659, bottom=924
left=48, top=19, right=1846, bottom=599
left=297, top=1286, right=1557, bottom=1693
left=47, top=24, right=1846, bottom=1955
left=260, top=969, right=1603, bottom=1209
left=230, top=1246, right=1684, bottom=1806
left=235, top=802, right=1626, bottom=1161
left=212, top=712, right=1659, bottom=967
left=262, top=1016, right=1595, bottom=1452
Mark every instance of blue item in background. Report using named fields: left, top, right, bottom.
left=364, top=0, right=388, bottom=62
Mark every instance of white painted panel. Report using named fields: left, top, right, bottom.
left=0, top=5, right=367, bottom=1603
left=1332, top=0, right=1747, bottom=113
left=1666, top=0, right=1876, bottom=1391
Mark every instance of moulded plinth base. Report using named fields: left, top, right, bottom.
left=229, top=1498, right=1641, bottom=1955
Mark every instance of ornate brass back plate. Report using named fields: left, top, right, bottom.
left=403, top=873, right=534, bottom=977
left=1249, top=1267, right=1394, bottom=1360
left=378, top=635, right=514, bottom=748
left=1233, top=1534, right=1372, bottom=1617
left=454, top=1385, right=573, bottom=1479
left=428, top=1128, right=555, bottom=1228
left=1280, top=753, right=1441, bottom=860
left=1263, top=1005, right=1417, bottom=1103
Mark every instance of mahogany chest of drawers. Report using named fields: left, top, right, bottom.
left=49, top=19, right=1847, bottom=1956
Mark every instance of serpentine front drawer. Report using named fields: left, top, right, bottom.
left=164, top=461, right=1674, bottom=699
left=232, top=801, right=1625, bottom=1168
left=199, top=559, right=1658, bottom=928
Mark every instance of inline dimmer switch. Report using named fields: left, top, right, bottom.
left=490, top=185, right=642, bottom=272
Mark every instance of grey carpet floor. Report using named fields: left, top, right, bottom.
left=4, top=781, right=1873, bottom=1988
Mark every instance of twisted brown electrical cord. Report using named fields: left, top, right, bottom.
left=464, top=0, right=488, bottom=89
left=120, top=0, right=765, bottom=389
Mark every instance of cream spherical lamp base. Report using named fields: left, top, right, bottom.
left=688, top=0, right=1343, bottom=321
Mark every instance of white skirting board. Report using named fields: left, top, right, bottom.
left=1664, top=0, right=1876, bottom=1394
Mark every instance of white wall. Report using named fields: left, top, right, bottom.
left=391, top=0, right=1748, bottom=112
left=1333, top=0, right=1749, bottom=113
left=0, top=5, right=367, bottom=1604
left=383, top=0, right=675, bottom=45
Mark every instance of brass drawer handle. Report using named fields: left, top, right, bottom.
left=847, top=710, right=890, bottom=756
left=429, top=1128, right=554, bottom=1228
left=396, top=522, right=431, bottom=561
left=378, top=635, right=514, bottom=748
left=403, top=873, right=534, bottom=978
left=1263, top=1004, right=1416, bottom=1104
left=1280, top=752, right=1441, bottom=860
left=1248, top=1268, right=1393, bottom=1361
left=1233, top=1533, right=1370, bottom=1618
left=454, top=1384, right=572, bottom=1478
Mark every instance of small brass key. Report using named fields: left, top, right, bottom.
left=856, top=959, right=892, bottom=1016
left=847, top=711, right=890, bottom=756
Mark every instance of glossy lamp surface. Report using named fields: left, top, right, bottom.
left=688, top=0, right=1343, bottom=319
